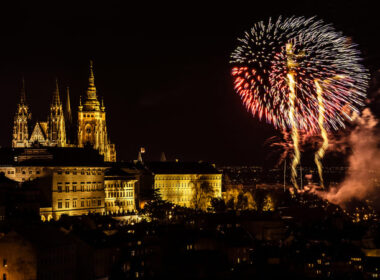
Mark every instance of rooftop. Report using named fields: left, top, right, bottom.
left=144, top=161, right=221, bottom=175
left=0, top=146, right=106, bottom=167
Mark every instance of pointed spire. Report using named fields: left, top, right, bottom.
left=65, top=86, right=72, bottom=123
left=87, top=60, right=97, bottom=99
left=20, top=76, right=26, bottom=105
left=52, top=78, right=61, bottom=105
left=101, top=96, right=105, bottom=111
left=160, top=152, right=167, bottom=162
left=78, top=95, right=83, bottom=112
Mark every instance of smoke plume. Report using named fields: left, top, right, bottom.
left=320, top=108, right=380, bottom=205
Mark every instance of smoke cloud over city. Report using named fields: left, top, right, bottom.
left=320, top=108, right=380, bottom=206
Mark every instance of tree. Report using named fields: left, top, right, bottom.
left=191, top=181, right=215, bottom=211
left=140, top=188, right=174, bottom=222
left=262, top=194, right=275, bottom=211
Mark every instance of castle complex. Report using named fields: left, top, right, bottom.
left=12, top=61, right=116, bottom=162
left=0, top=62, right=222, bottom=221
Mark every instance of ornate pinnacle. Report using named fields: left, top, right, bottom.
left=87, top=60, right=97, bottom=99
left=52, top=78, right=61, bottom=105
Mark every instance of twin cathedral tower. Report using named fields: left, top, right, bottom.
left=12, top=61, right=116, bottom=162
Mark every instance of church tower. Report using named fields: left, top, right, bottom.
left=65, top=86, right=75, bottom=145
left=78, top=61, right=116, bottom=162
left=47, top=79, right=66, bottom=147
left=12, top=78, right=31, bottom=148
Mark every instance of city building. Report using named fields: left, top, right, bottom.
left=144, top=161, right=222, bottom=209
left=104, top=167, right=137, bottom=215
left=0, top=147, right=109, bottom=221
left=12, top=62, right=116, bottom=162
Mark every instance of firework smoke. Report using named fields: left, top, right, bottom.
left=320, top=108, right=380, bottom=205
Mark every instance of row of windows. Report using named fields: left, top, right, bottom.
left=156, top=182, right=220, bottom=188
left=106, top=200, right=134, bottom=207
left=4, top=169, right=104, bottom=176
left=57, top=185, right=103, bottom=192
left=106, top=191, right=134, bottom=198
left=57, top=198, right=102, bottom=209
left=57, top=181, right=102, bottom=185
left=57, top=170, right=102, bottom=175
left=6, top=170, right=41, bottom=175
left=105, top=183, right=134, bottom=188
left=156, top=176, right=220, bottom=180
left=83, top=113, right=96, bottom=118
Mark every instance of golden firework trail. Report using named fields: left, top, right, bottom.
left=314, top=80, right=328, bottom=188
left=287, top=72, right=300, bottom=189
left=286, top=43, right=301, bottom=190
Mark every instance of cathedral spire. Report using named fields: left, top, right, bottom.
left=13, top=76, right=31, bottom=148
left=65, top=86, right=72, bottom=124
left=52, top=78, right=61, bottom=105
left=20, top=76, right=27, bottom=105
left=101, top=96, right=105, bottom=111
left=87, top=60, right=97, bottom=99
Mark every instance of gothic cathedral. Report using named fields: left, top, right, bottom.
left=12, top=61, right=116, bottom=162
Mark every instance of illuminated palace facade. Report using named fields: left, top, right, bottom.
left=0, top=147, right=136, bottom=221
left=12, top=62, right=116, bottom=162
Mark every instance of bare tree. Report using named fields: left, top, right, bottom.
left=191, top=181, right=214, bottom=211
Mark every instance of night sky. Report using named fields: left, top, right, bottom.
left=1, top=1, right=380, bottom=165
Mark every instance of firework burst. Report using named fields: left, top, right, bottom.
left=230, top=16, right=369, bottom=133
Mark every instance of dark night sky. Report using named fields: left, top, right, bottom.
left=1, top=1, right=380, bottom=165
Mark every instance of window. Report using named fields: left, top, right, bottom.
left=73, top=186, right=76, bottom=192
left=3, top=259, right=7, bottom=267
left=36, top=170, right=40, bottom=174
left=58, top=201, right=62, bottom=209
left=22, top=170, right=25, bottom=174
left=98, top=200, right=101, bottom=206
left=65, top=186, right=69, bottom=192
left=81, top=200, right=84, bottom=207
left=29, top=170, right=33, bottom=174
left=3, top=273, right=7, bottom=280
left=58, top=186, right=62, bottom=193
left=73, top=200, right=77, bottom=208
left=65, top=171, right=70, bottom=174
left=65, top=200, right=70, bottom=208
